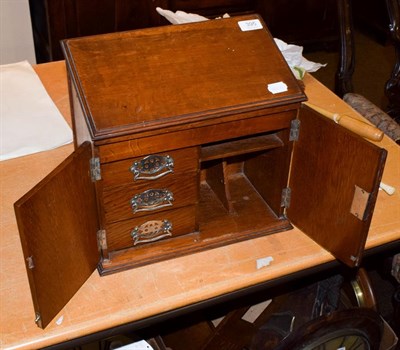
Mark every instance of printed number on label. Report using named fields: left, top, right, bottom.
left=238, top=19, right=263, bottom=32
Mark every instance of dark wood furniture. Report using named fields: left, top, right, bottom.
left=336, top=0, right=355, bottom=97
left=346, top=0, right=400, bottom=122
left=353, top=0, right=391, bottom=43
left=385, top=0, right=400, bottom=123
left=28, top=0, right=353, bottom=95
left=28, top=0, right=341, bottom=63
left=29, top=0, right=400, bottom=120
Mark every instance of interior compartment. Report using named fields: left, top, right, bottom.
left=199, top=129, right=292, bottom=228
left=101, top=129, right=294, bottom=273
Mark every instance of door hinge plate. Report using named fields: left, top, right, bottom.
left=26, top=256, right=35, bottom=269
left=97, top=230, right=107, bottom=251
left=289, top=119, right=300, bottom=141
left=97, top=229, right=110, bottom=263
left=90, top=157, right=101, bottom=181
left=281, top=187, right=291, bottom=208
left=35, top=311, right=42, bottom=328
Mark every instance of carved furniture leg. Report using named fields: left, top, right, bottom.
left=335, top=0, right=355, bottom=97
left=385, top=0, right=400, bottom=123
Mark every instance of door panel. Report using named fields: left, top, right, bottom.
left=14, top=142, right=99, bottom=328
left=288, top=105, right=387, bottom=267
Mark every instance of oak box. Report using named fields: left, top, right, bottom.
left=14, top=15, right=386, bottom=328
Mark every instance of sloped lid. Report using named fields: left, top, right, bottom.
left=62, top=15, right=306, bottom=140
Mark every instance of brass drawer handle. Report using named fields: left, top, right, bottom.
left=130, top=189, right=174, bottom=213
left=131, top=219, right=172, bottom=245
left=130, top=155, right=174, bottom=181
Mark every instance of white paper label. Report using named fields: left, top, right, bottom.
left=55, top=315, right=64, bottom=325
left=267, top=82, right=288, bottom=94
left=117, top=340, right=153, bottom=350
left=256, top=256, right=274, bottom=269
left=238, top=19, right=263, bottom=32
left=211, top=316, right=225, bottom=327
left=241, top=300, right=272, bottom=323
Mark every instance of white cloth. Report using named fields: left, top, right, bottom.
left=0, top=61, right=72, bottom=161
left=274, top=38, right=326, bottom=76
left=156, top=7, right=211, bottom=24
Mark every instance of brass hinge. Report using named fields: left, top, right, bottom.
left=97, top=229, right=107, bottom=251
left=35, top=312, right=42, bottom=328
left=26, top=256, right=35, bottom=269
left=90, top=157, right=101, bottom=181
left=289, top=119, right=300, bottom=141
left=281, top=187, right=291, bottom=208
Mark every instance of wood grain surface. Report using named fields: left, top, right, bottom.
left=0, top=61, right=399, bottom=350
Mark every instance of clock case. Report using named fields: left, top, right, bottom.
left=14, top=15, right=386, bottom=328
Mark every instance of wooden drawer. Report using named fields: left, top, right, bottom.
left=102, top=172, right=199, bottom=223
left=105, top=205, right=198, bottom=251
left=101, top=147, right=199, bottom=189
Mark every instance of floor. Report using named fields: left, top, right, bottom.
left=304, top=28, right=395, bottom=111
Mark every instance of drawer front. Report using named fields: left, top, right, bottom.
left=102, top=173, right=198, bottom=223
left=105, top=205, right=197, bottom=251
left=101, top=147, right=199, bottom=189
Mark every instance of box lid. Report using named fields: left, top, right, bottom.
left=62, top=15, right=306, bottom=140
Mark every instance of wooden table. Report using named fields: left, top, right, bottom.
left=1, top=61, right=399, bottom=350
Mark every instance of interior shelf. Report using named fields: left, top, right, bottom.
left=200, top=133, right=284, bottom=162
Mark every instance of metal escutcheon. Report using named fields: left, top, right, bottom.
left=130, top=155, right=174, bottom=181
left=131, top=219, right=172, bottom=245
left=130, top=189, right=174, bottom=213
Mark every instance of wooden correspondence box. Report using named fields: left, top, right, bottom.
left=14, top=15, right=386, bottom=328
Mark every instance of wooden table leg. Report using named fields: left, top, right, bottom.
left=385, top=0, right=400, bottom=123
left=335, top=0, right=355, bottom=97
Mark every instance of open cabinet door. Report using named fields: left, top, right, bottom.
left=287, top=105, right=387, bottom=267
left=14, top=142, right=99, bottom=328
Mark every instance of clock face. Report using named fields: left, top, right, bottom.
left=303, top=329, right=371, bottom=350
left=273, top=308, right=382, bottom=350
